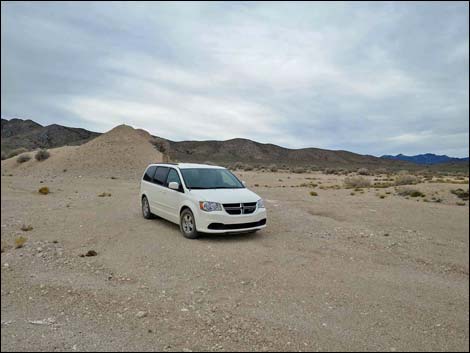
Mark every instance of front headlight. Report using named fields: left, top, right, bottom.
left=257, top=199, right=265, bottom=208
left=199, top=201, right=222, bottom=212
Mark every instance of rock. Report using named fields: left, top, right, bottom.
left=28, top=317, right=56, bottom=325
left=136, top=311, right=148, bottom=318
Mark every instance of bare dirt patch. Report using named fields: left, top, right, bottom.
left=1, top=170, right=468, bottom=351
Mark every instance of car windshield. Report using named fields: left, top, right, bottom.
left=180, top=168, right=244, bottom=189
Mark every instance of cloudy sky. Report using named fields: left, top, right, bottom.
left=1, top=2, right=469, bottom=157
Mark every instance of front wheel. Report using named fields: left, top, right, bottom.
left=180, top=209, right=199, bottom=239
left=142, top=196, right=154, bottom=219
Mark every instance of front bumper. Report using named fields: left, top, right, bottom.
left=195, top=208, right=267, bottom=233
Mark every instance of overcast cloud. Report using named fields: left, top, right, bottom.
left=1, top=1, right=468, bottom=156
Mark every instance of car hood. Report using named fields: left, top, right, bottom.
left=188, top=188, right=261, bottom=203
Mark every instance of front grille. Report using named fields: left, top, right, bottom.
left=208, top=218, right=267, bottom=230
left=223, top=202, right=257, bottom=215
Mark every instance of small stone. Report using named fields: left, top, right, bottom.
left=136, top=311, right=148, bottom=318
left=85, top=250, right=97, bottom=257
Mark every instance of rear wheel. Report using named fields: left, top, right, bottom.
left=142, top=196, right=153, bottom=219
left=180, top=209, right=199, bottom=239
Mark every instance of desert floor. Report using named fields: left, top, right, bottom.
left=1, top=171, right=469, bottom=352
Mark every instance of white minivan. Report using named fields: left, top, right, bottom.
left=140, top=163, right=267, bottom=239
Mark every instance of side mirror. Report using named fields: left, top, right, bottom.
left=168, top=182, right=179, bottom=190
left=242, top=181, right=246, bottom=186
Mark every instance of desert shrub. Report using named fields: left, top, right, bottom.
left=232, top=162, right=245, bottom=170
left=379, top=195, right=386, bottom=199
left=38, top=186, right=50, bottom=195
left=1, top=151, right=6, bottom=160
left=451, top=189, right=469, bottom=201
left=373, top=182, right=393, bottom=188
left=344, top=176, right=371, bottom=189
left=394, top=174, right=420, bottom=186
left=292, top=167, right=306, bottom=174
left=397, top=188, right=425, bottom=198
left=398, top=170, right=409, bottom=175
left=35, top=149, right=50, bottom=161
left=310, top=165, right=320, bottom=171
left=269, top=164, right=278, bottom=172
left=324, top=168, right=337, bottom=174
left=310, top=191, right=318, bottom=196
left=16, top=154, right=31, bottom=163
left=243, top=165, right=254, bottom=171
left=375, top=168, right=388, bottom=175
left=456, top=201, right=466, bottom=206
left=98, top=192, right=112, bottom=197
left=357, top=168, right=370, bottom=175
left=15, top=236, right=27, bottom=249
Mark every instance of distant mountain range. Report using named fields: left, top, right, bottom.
left=381, top=153, right=469, bottom=165
left=1, top=118, right=100, bottom=153
left=1, top=118, right=468, bottom=172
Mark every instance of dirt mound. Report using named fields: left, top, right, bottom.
left=1, top=124, right=163, bottom=179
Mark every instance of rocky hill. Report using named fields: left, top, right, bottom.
left=1, top=124, right=163, bottom=179
left=2, top=118, right=467, bottom=172
left=1, top=118, right=100, bottom=155
left=164, top=138, right=412, bottom=169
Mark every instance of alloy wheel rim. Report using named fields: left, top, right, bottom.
left=182, top=214, right=194, bottom=233
left=143, top=198, right=149, bottom=216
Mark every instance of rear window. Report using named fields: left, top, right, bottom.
left=154, top=166, right=169, bottom=185
left=143, top=166, right=156, bottom=182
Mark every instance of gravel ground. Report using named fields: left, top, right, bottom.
left=1, top=171, right=469, bottom=352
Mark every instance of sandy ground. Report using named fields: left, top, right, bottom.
left=1, top=171, right=469, bottom=352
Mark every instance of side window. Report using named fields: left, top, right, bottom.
left=166, top=169, right=182, bottom=189
left=143, top=166, right=156, bottom=182
left=154, top=167, right=169, bottom=185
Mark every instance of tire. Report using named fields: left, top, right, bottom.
left=141, top=196, right=153, bottom=219
left=180, top=209, right=199, bottom=239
